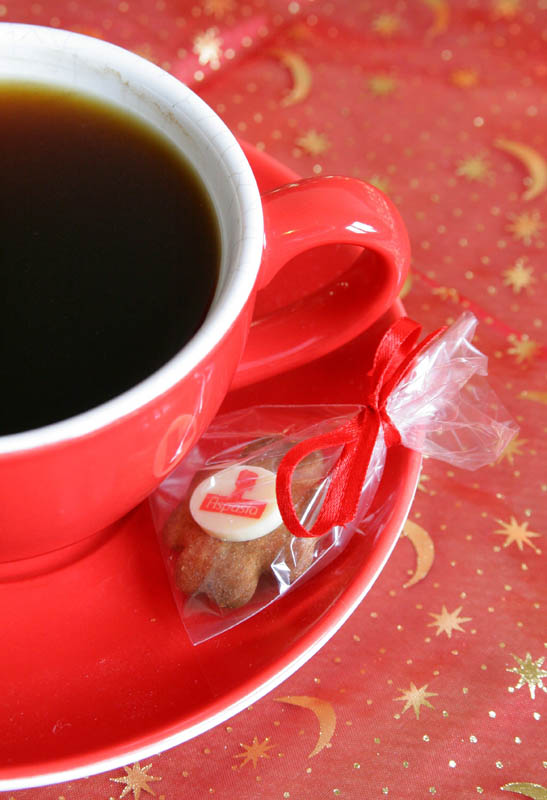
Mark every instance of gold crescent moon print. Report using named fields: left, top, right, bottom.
left=422, top=0, right=450, bottom=37
left=494, top=138, right=547, bottom=201
left=270, top=49, right=312, bottom=107
left=275, top=696, right=336, bottom=757
left=519, top=390, right=547, bottom=405
left=401, top=520, right=435, bottom=588
left=501, top=783, right=547, bottom=800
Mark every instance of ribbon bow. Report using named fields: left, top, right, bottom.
left=276, top=318, right=446, bottom=538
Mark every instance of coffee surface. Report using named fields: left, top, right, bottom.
left=0, top=83, right=220, bottom=435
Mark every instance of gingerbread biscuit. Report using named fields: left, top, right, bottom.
left=163, top=450, right=323, bottom=609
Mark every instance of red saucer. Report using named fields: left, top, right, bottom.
left=0, top=144, right=420, bottom=789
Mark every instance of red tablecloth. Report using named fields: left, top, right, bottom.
left=3, top=1, right=546, bottom=798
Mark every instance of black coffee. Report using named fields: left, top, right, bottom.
left=0, top=83, right=220, bottom=435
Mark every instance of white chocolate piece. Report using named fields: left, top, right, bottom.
left=189, top=465, right=283, bottom=541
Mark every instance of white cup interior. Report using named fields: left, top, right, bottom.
left=0, top=23, right=264, bottom=453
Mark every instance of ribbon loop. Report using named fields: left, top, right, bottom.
left=276, top=318, right=446, bottom=538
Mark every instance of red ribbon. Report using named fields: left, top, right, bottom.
left=275, top=318, right=446, bottom=538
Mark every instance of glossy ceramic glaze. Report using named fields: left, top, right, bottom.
left=0, top=25, right=409, bottom=563
left=0, top=138, right=419, bottom=787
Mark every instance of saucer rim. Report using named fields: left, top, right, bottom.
left=0, top=139, right=419, bottom=790
left=1, top=431, right=419, bottom=790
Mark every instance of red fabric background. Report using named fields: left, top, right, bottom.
left=2, top=1, right=545, bottom=797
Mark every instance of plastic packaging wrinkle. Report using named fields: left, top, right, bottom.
left=149, top=313, right=517, bottom=644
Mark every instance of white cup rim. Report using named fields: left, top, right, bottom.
left=0, top=23, right=264, bottom=455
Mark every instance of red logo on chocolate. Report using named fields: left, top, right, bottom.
left=200, top=469, right=267, bottom=519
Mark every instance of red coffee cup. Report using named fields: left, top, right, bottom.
left=0, top=24, right=410, bottom=563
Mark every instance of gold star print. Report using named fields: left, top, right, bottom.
left=287, top=22, right=316, bottom=41
left=427, top=605, right=472, bottom=638
left=368, top=75, right=398, bottom=96
left=432, top=286, right=460, bottom=302
left=296, top=130, right=331, bottom=156
left=456, top=155, right=492, bottom=182
left=503, top=257, right=536, bottom=294
left=417, top=472, right=431, bottom=493
left=204, top=0, right=234, bottom=19
left=450, top=69, right=479, bottom=88
left=193, top=27, right=223, bottom=70
left=132, top=43, right=158, bottom=64
left=506, top=210, right=544, bottom=245
left=394, top=683, right=437, bottom=719
left=494, top=516, right=542, bottom=553
left=372, top=13, right=402, bottom=36
left=110, top=763, right=161, bottom=800
left=234, top=736, right=274, bottom=768
left=492, top=0, right=522, bottom=19
left=368, top=175, right=391, bottom=194
left=507, top=653, right=547, bottom=699
left=507, top=334, right=541, bottom=365
left=497, top=436, right=527, bottom=465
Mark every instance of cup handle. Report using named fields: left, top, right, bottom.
left=231, top=176, right=410, bottom=390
